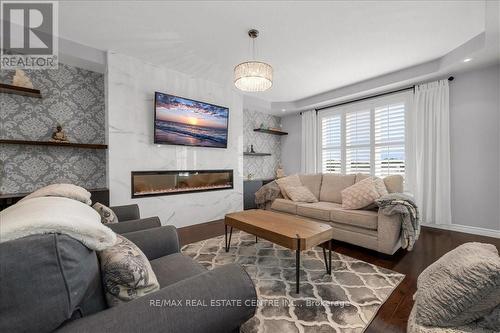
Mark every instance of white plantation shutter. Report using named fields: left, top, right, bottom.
left=374, top=103, right=405, bottom=176
left=318, top=92, right=409, bottom=177
left=320, top=114, right=341, bottom=173
left=345, top=110, right=371, bottom=174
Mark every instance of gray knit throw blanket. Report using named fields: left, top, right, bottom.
left=255, top=181, right=282, bottom=209
left=376, top=193, right=420, bottom=251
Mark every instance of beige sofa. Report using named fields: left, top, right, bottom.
left=269, top=173, right=405, bottom=255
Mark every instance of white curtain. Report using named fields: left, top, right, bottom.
left=301, top=110, right=317, bottom=173
left=407, top=79, right=452, bottom=225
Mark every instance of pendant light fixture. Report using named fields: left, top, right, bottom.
left=234, top=29, right=273, bottom=92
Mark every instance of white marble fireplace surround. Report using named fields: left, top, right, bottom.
left=107, top=52, right=243, bottom=228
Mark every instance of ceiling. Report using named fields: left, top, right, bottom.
left=58, top=1, right=486, bottom=104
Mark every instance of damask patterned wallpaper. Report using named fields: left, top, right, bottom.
left=243, top=109, right=282, bottom=180
left=0, top=64, right=106, bottom=194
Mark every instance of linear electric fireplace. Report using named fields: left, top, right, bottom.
left=131, top=170, right=233, bottom=198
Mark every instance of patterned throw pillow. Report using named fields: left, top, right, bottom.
left=98, top=235, right=160, bottom=307
left=275, top=174, right=302, bottom=200
left=284, top=186, right=318, bottom=203
left=341, top=177, right=381, bottom=209
left=92, top=202, right=118, bottom=224
left=373, top=177, right=389, bottom=196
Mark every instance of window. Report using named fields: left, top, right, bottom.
left=345, top=109, right=371, bottom=174
left=320, top=114, right=341, bottom=173
left=374, top=103, right=405, bottom=176
left=318, top=92, right=409, bottom=177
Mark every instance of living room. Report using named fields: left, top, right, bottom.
left=1, top=1, right=499, bottom=332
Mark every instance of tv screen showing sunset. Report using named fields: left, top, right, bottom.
left=154, top=92, right=229, bottom=148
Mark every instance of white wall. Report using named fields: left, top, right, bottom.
left=280, top=114, right=302, bottom=175
left=450, top=63, right=500, bottom=231
left=279, top=64, right=500, bottom=231
left=107, top=52, right=243, bottom=228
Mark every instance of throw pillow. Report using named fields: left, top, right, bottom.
left=19, top=183, right=92, bottom=205
left=275, top=174, right=302, bottom=200
left=98, top=235, right=160, bottom=307
left=373, top=177, right=389, bottom=196
left=284, top=186, right=318, bottom=203
left=341, top=177, right=380, bottom=209
left=355, top=174, right=388, bottom=196
left=414, top=242, right=500, bottom=327
left=92, top=202, right=118, bottom=224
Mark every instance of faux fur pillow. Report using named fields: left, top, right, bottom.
left=275, top=174, right=302, bottom=200
left=92, top=202, right=118, bottom=224
left=20, top=184, right=92, bottom=205
left=284, top=186, right=318, bottom=203
left=341, top=177, right=380, bottom=209
left=414, top=242, right=500, bottom=328
left=98, top=235, right=160, bottom=307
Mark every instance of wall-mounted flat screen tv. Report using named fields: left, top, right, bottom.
left=154, top=92, right=229, bottom=148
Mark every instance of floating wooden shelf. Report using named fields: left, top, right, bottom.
left=253, top=128, right=288, bottom=136
left=0, top=83, right=42, bottom=98
left=244, top=152, right=272, bottom=156
left=0, top=139, right=108, bottom=149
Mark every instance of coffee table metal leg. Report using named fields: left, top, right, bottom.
left=225, top=225, right=233, bottom=252
left=322, top=240, right=333, bottom=274
left=296, top=238, right=301, bottom=294
left=322, top=245, right=328, bottom=272
left=328, top=239, right=332, bottom=275
left=255, top=236, right=258, bottom=243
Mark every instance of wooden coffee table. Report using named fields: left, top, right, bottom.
left=224, top=209, right=334, bottom=293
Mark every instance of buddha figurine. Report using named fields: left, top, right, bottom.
left=52, top=125, right=69, bottom=142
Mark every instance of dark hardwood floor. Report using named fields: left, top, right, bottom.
left=178, top=221, right=500, bottom=333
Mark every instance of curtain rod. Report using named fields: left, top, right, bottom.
left=314, top=76, right=454, bottom=112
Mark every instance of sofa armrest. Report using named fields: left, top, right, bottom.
left=110, top=204, right=140, bottom=221
left=122, top=225, right=180, bottom=260
left=377, top=212, right=402, bottom=255
left=107, top=216, right=161, bottom=234
left=55, top=264, right=257, bottom=333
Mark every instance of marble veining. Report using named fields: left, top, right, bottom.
left=107, top=52, right=243, bottom=228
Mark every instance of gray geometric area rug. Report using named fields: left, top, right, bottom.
left=181, top=231, right=405, bottom=333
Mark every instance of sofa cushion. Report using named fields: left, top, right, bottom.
left=0, top=234, right=107, bottom=333
left=329, top=221, right=378, bottom=237
left=319, top=173, right=356, bottom=203
left=275, top=175, right=302, bottom=200
left=414, top=242, right=500, bottom=328
left=330, top=207, right=378, bottom=230
left=384, top=175, right=404, bottom=193
left=284, top=186, right=318, bottom=203
left=271, top=198, right=298, bottom=215
left=299, top=174, right=323, bottom=199
left=297, top=202, right=341, bottom=221
left=150, top=253, right=206, bottom=288
left=341, top=177, right=381, bottom=210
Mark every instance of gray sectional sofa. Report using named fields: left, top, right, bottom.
left=268, top=173, right=406, bottom=255
left=0, top=205, right=257, bottom=333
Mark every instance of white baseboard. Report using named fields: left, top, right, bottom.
left=422, top=223, right=500, bottom=239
